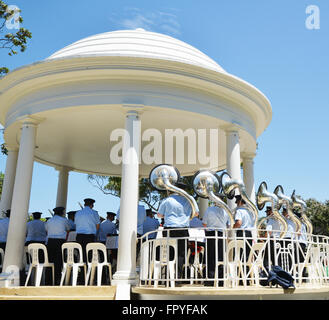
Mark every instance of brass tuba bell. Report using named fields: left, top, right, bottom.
left=149, top=164, right=199, bottom=220
left=274, top=185, right=302, bottom=234
left=291, top=190, right=312, bottom=235
left=192, top=170, right=234, bottom=227
left=256, top=181, right=288, bottom=238
left=218, top=172, right=258, bottom=228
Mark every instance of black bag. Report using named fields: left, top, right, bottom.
left=267, top=265, right=295, bottom=289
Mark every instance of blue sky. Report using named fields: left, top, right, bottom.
left=0, top=0, right=328, bottom=219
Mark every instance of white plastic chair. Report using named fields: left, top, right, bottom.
left=60, top=242, right=86, bottom=286
left=25, top=243, right=55, bottom=286
left=0, top=248, right=4, bottom=272
left=245, top=242, right=266, bottom=286
left=85, top=243, right=112, bottom=286
left=222, top=240, right=246, bottom=287
left=182, top=242, right=205, bottom=284
left=150, top=238, right=177, bottom=288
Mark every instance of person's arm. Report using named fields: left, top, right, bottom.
left=233, top=220, right=242, bottom=229
left=233, top=209, right=241, bottom=229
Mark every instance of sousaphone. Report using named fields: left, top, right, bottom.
left=192, top=170, right=234, bottom=227
left=218, top=172, right=258, bottom=228
left=291, top=190, right=312, bottom=235
left=149, top=164, right=199, bottom=220
left=274, top=185, right=302, bottom=234
left=256, top=181, right=288, bottom=238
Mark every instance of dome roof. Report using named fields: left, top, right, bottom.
left=46, top=29, right=226, bottom=73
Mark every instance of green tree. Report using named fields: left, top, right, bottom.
left=0, top=2, right=32, bottom=153
left=87, top=174, right=197, bottom=211
left=0, top=1, right=32, bottom=76
left=306, top=198, right=329, bottom=236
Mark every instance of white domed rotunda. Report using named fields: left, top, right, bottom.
left=0, top=29, right=272, bottom=293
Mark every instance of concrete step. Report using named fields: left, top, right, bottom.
left=0, top=286, right=116, bottom=300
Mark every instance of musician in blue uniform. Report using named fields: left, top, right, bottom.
left=75, top=198, right=100, bottom=262
left=98, top=212, right=118, bottom=243
left=66, top=211, right=76, bottom=231
left=0, top=209, right=10, bottom=252
left=25, top=212, right=47, bottom=246
left=45, top=206, right=71, bottom=285
left=157, top=186, right=198, bottom=281
left=142, top=209, right=160, bottom=240
left=203, top=205, right=231, bottom=286
left=233, top=195, right=254, bottom=261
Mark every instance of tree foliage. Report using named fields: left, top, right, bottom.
left=306, top=198, right=329, bottom=236
left=87, top=174, right=197, bottom=211
left=0, top=1, right=32, bottom=76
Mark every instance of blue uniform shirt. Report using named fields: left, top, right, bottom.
left=0, top=217, right=10, bottom=242
left=158, top=194, right=192, bottom=228
left=143, top=216, right=160, bottom=239
left=189, top=216, right=204, bottom=228
left=234, top=206, right=254, bottom=230
left=68, top=219, right=76, bottom=231
left=26, top=219, right=47, bottom=242
left=45, top=215, right=71, bottom=239
left=75, top=206, right=100, bottom=235
left=98, top=220, right=117, bottom=242
left=203, top=206, right=230, bottom=230
left=266, top=217, right=281, bottom=238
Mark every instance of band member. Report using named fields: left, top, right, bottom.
left=25, top=212, right=47, bottom=246
left=75, top=198, right=100, bottom=262
left=157, top=186, right=198, bottom=281
left=45, top=207, right=71, bottom=285
left=281, top=207, right=296, bottom=271
left=264, top=206, right=281, bottom=268
left=202, top=204, right=231, bottom=286
left=142, top=209, right=160, bottom=240
left=233, top=195, right=253, bottom=261
left=0, top=209, right=10, bottom=252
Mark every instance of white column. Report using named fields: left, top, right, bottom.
left=113, top=109, right=141, bottom=289
left=242, top=152, right=256, bottom=204
left=55, top=166, right=70, bottom=208
left=0, top=146, right=18, bottom=216
left=2, top=117, right=40, bottom=283
left=198, top=197, right=209, bottom=219
left=225, top=127, right=241, bottom=209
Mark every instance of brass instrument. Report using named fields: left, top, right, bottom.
left=218, top=172, right=258, bottom=228
left=149, top=164, right=199, bottom=219
left=291, top=190, right=312, bottom=235
left=274, top=185, right=302, bottom=234
left=192, top=170, right=234, bottom=227
left=256, top=181, right=288, bottom=238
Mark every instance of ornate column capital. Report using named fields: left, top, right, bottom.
left=54, top=165, right=72, bottom=173
left=17, top=115, right=45, bottom=127
left=241, top=152, right=256, bottom=161
left=222, top=123, right=241, bottom=135
left=122, top=104, right=144, bottom=117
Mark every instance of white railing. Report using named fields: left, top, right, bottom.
left=138, top=228, right=329, bottom=288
